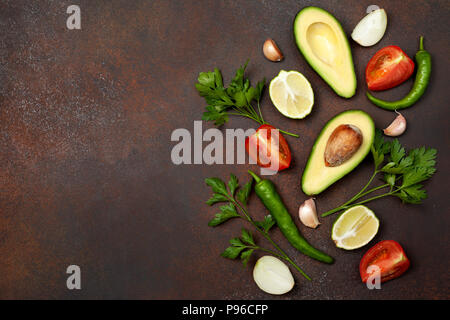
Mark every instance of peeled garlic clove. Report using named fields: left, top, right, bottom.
left=253, top=256, right=294, bottom=295
left=351, top=8, right=387, bottom=47
left=383, top=112, right=407, bottom=137
left=263, top=39, right=283, bottom=62
left=299, top=198, right=320, bottom=229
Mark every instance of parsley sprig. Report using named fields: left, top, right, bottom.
left=322, top=130, right=437, bottom=217
left=205, top=174, right=310, bottom=280
left=195, top=61, right=299, bottom=138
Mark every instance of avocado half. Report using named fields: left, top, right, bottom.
left=294, top=7, right=356, bottom=98
left=302, top=110, right=375, bottom=195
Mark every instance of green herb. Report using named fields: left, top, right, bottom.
left=195, top=61, right=299, bottom=138
left=322, top=130, right=437, bottom=217
left=205, top=174, right=310, bottom=280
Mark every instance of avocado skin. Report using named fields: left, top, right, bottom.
left=293, top=6, right=357, bottom=98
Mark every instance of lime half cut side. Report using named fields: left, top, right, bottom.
left=332, top=205, right=379, bottom=250
left=269, top=70, right=314, bottom=119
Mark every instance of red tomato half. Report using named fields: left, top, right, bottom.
left=245, top=124, right=291, bottom=172
left=366, top=46, right=415, bottom=91
left=360, top=240, right=410, bottom=284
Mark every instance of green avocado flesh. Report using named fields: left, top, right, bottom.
left=302, top=110, right=375, bottom=196
left=294, top=6, right=356, bottom=98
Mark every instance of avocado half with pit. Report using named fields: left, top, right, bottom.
left=302, top=110, right=375, bottom=195
left=294, top=7, right=356, bottom=98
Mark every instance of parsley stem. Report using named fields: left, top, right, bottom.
left=321, top=206, right=345, bottom=217
left=228, top=195, right=311, bottom=280
left=342, top=191, right=395, bottom=208
left=257, top=228, right=311, bottom=280
left=273, top=127, right=300, bottom=138
left=346, top=170, right=380, bottom=204
left=227, top=112, right=300, bottom=138
left=255, top=245, right=311, bottom=280
left=322, top=170, right=380, bottom=217
left=228, top=112, right=263, bottom=124
left=322, top=187, right=396, bottom=216
left=356, top=183, right=391, bottom=199
left=256, top=100, right=264, bottom=122
left=246, top=103, right=261, bottom=122
left=256, top=246, right=286, bottom=260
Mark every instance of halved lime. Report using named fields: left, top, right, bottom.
left=331, top=205, right=379, bottom=250
left=269, top=70, right=314, bottom=119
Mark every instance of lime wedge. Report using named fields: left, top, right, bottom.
left=332, top=205, right=379, bottom=250
left=269, top=70, right=314, bottom=119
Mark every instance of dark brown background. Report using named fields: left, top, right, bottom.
left=0, top=0, right=449, bottom=299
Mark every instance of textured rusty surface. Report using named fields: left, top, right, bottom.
left=0, top=0, right=449, bottom=299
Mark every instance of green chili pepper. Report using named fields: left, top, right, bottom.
left=366, top=36, right=431, bottom=110
left=248, top=170, right=334, bottom=264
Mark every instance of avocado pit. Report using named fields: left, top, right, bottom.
left=324, top=124, right=363, bottom=167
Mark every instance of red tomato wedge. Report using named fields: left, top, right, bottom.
left=245, top=124, right=291, bottom=172
left=360, top=240, right=410, bottom=284
left=366, top=46, right=415, bottom=91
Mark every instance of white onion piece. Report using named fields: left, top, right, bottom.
left=351, top=8, right=387, bottom=47
left=253, top=256, right=295, bottom=295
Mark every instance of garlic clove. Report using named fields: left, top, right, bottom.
left=299, top=198, right=321, bottom=229
left=383, top=111, right=407, bottom=137
left=263, top=39, right=284, bottom=62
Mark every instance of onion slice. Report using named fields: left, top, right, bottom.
left=352, top=8, right=387, bottom=47
left=253, top=256, right=294, bottom=295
